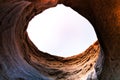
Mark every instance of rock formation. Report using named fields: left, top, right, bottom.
left=0, top=0, right=120, bottom=80
left=59, top=0, right=120, bottom=80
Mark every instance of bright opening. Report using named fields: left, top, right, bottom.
left=27, top=4, right=97, bottom=57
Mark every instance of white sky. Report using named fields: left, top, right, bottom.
left=27, top=4, right=97, bottom=57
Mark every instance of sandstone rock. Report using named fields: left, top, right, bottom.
left=0, top=0, right=120, bottom=80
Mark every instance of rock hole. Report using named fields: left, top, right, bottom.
left=27, top=4, right=98, bottom=57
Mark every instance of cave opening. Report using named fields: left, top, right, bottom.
left=0, top=1, right=104, bottom=80
left=27, top=4, right=98, bottom=57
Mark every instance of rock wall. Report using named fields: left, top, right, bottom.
left=0, top=0, right=120, bottom=80
left=59, top=0, right=120, bottom=80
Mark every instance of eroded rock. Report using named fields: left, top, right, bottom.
left=0, top=0, right=120, bottom=80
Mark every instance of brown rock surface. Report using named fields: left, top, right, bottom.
left=0, top=0, right=120, bottom=80
left=58, top=0, right=120, bottom=80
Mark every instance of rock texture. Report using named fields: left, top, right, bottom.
left=0, top=0, right=119, bottom=80
left=58, top=0, right=120, bottom=80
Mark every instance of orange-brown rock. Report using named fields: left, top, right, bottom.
left=0, top=0, right=120, bottom=80
left=58, top=0, right=120, bottom=80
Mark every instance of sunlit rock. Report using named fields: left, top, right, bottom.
left=0, top=0, right=120, bottom=80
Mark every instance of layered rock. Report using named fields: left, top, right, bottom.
left=0, top=1, right=101, bottom=80
left=59, top=0, right=120, bottom=80
left=0, top=0, right=120, bottom=80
